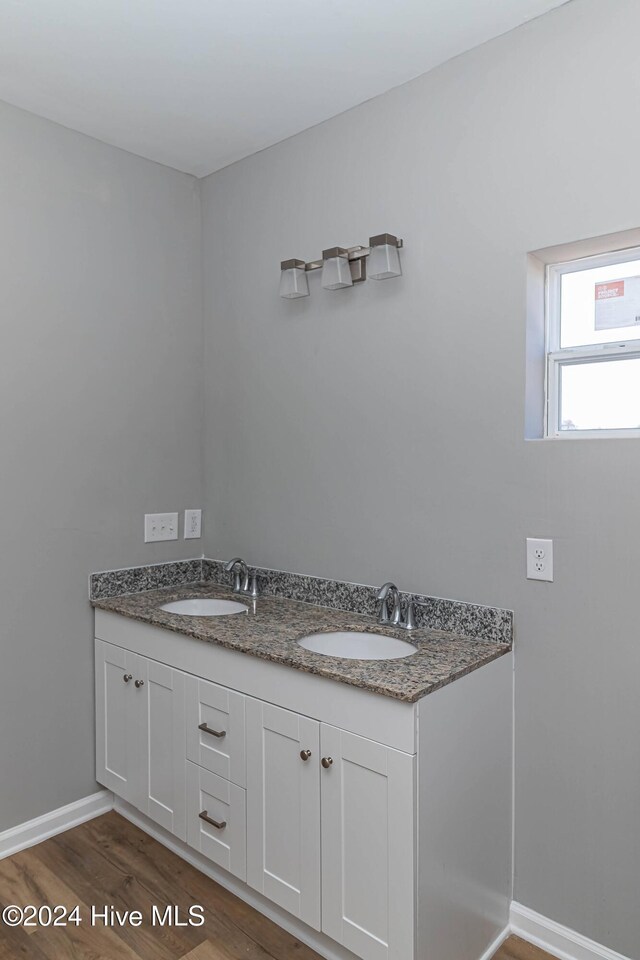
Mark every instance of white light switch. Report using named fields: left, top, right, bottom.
left=144, top=512, right=178, bottom=543
left=526, top=538, right=553, bottom=582
left=184, top=508, right=202, bottom=539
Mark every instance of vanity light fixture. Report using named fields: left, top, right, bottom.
left=279, top=259, right=310, bottom=299
left=279, top=232, right=403, bottom=298
left=321, top=248, right=353, bottom=290
left=367, top=233, right=403, bottom=280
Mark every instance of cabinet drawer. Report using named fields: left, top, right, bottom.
left=186, top=761, right=246, bottom=881
left=186, top=675, right=246, bottom=786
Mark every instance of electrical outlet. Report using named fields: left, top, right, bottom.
left=184, top=508, right=202, bottom=539
left=526, top=538, right=553, bottom=582
left=144, top=512, right=178, bottom=543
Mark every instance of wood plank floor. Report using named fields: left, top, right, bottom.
left=0, top=811, right=555, bottom=960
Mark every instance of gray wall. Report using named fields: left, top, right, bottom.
left=0, top=102, right=203, bottom=831
left=201, top=1, right=640, bottom=954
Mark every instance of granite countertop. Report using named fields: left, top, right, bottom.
left=92, top=582, right=510, bottom=703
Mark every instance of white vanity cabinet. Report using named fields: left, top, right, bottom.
left=94, top=609, right=513, bottom=960
left=95, top=639, right=187, bottom=840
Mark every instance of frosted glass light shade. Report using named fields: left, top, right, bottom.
left=279, top=261, right=309, bottom=299
left=368, top=241, right=402, bottom=280
left=321, top=249, right=353, bottom=290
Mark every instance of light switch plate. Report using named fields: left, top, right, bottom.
left=184, top=508, right=202, bottom=539
left=526, top=538, right=553, bottom=581
left=144, top=512, right=178, bottom=543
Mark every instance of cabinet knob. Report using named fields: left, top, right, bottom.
left=134, top=679, right=145, bottom=688
left=321, top=756, right=333, bottom=769
left=300, top=749, right=312, bottom=761
left=123, top=674, right=133, bottom=683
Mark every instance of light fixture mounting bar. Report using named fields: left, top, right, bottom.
left=293, top=235, right=403, bottom=272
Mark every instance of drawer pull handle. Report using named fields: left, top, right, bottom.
left=198, top=722, right=226, bottom=739
left=199, top=810, right=227, bottom=830
left=321, top=756, right=333, bottom=769
left=123, top=674, right=133, bottom=683
left=300, top=749, right=312, bottom=761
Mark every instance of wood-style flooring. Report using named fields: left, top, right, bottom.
left=0, top=811, right=556, bottom=960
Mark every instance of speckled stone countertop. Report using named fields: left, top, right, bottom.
left=92, top=582, right=510, bottom=703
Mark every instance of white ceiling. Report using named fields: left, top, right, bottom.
left=0, top=0, right=568, bottom=178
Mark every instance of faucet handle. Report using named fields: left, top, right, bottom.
left=402, top=600, right=416, bottom=630
left=245, top=574, right=260, bottom=598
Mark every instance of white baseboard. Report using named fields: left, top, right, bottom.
left=510, top=902, right=632, bottom=960
left=479, top=926, right=510, bottom=960
left=0, top=790, right=114, bottom=861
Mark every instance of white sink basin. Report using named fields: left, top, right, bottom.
left=160, top=598, right=248, bottom=617
left=298, top=631, right=417, bottom=661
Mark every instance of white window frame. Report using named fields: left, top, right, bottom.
left=545, top=244, right=640, bottom=439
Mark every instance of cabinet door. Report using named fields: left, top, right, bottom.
left=95, top=640, right=142, bottom=804
left=138, top=658, right=187, bottom=840
left=246, top=699, right=321, bottom=930
left=320, top=725, right=415, bottom=960
left=186, top=675, right=245, bottom=786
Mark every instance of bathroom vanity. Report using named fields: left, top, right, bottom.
left=93, top=577, right=513, bottom=960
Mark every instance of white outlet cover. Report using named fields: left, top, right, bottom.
left=184, top=508, right=202, bottom=539
left=526, top=538, right=553, bottom=582
left=144, top=512, right=179, bottom=543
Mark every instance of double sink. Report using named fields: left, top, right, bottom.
left=160, top=598, right=417, bottom=662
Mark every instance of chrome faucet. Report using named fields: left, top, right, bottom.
left=377, top=581, right=402, bottom=625
left=376, top=581, right=416, bottom=630
left=224, top=557, right=259, bottom=598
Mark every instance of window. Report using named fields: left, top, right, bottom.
left=546, top=246, right=640, bottom=437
